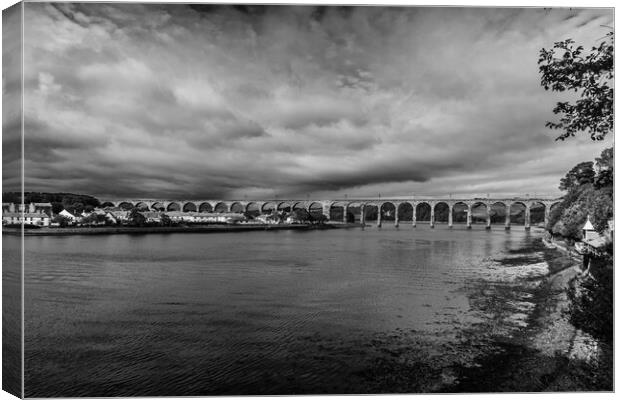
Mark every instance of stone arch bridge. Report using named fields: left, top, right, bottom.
left=101, top=197, right=562, bottom=230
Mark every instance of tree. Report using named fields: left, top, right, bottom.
left=567, top=262, right=613, bottom=342
left=292, top=208, right=311, bottom=223
left=51, top=215, right=71, bottom=228
left=594, top=147, right=613, bottom=188
left=559, top=161, right=594, bottom=191
left=51, top=202, right=64, bottom=215
left=539, top=31, right=613, bottom=140
left=128, top=208, right=146, bottom=226
left=590, top=186, right=613, bottom=233
left=312, top=213, right=328, bottom=225
left=160, top=214, right=173, bottom=227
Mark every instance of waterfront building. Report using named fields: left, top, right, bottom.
left=2, top=203, right=53, bottom=226
left=2, top=202, right=53, bottom=215
left=253, top=214, right=282, bottom=224
left=104, top=210, right=130, bottom=224
left=59, top=209, right=78, bottom=221
left=2, top=211, right=51, bottom=226
left=164, top=211, right=246, bottom=224
left=577, top=216, right=614, bottom=272
left=138, top=211, right=163, bottom=223
left=33, top=202, right=53, bottom=215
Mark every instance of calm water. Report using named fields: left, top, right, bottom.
left=20, top=225, right=549, bottom=396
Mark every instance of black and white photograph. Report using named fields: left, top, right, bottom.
left=1, top=1, right=615, bottom=397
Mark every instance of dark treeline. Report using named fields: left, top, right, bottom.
left=3, top=192, right=101, bottom=215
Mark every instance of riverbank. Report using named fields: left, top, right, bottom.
left=2, top=223, right=361, bottom=236
left=344, top=236, right=612, bottom=394
left=441, top=238, right=612, bottom=392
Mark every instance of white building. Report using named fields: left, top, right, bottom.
left=138, top=211, right=163, bottom=223
left=59, top=209, right=78, bottom=221
left=105, top=210, right=129, bottom=224
left=165, top=212, right=246, bottom=224
left=2, top=211, right=50, bottom=226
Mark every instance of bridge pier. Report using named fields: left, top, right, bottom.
left=343, top=206, right=348, bottom=223
left=525, top=206, right=531, bottom=230
left=448, top=206, right=453, bottom=228
left=505, top=206, right=511, bottom=230
left=412, top=206, right=417, bottom=227
left=466, top=205, right=472, bottom=229
left=430, top=207, right=435, bottom=228
left=394, top=212, right=399, bottom=228
left=486, top=206, right=491, bottom=230
left=360, top=205, right=366, bottom=226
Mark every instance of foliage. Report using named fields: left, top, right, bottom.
left=559, top=161, right=594, bottom=191
left=549, top=147, right=615, bottom=239
left=589, top=186, right=613, bottom=233
left=567, top=262, right=613, bottom=343
left=3, top=192, right=101, bottom=216
left=554, top=201, right=587, bottom=239
left=594, top=147, right=613, bottom=189
left=292, top=208, right=311, bottom=222
left=128, top=208, right=146, bottom=226
left=160, top=214, right=173, bottom=227
left=51, top=215, right=72, bottom=227
left=546, top=184, right=585, bottom=233
left=538, top=32, right=614, bottom=141
left=311, top=213, right=328, bottom=225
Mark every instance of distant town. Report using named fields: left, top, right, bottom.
left=1, top=201, right=328, bottom=229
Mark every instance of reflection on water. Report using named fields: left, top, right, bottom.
left=22, top=225, right=541, bottom=396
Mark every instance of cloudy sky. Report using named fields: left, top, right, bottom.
left=2, top=4, right=614, bottom=200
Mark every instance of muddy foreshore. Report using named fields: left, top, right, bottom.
left=442, top=239, right=612, bottom=392
left=347, top=237, right=612, bottom=394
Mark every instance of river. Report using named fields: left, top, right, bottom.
left=15, top=224, right=558, bottom=396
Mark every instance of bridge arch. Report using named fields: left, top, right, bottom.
left=230, top=202, right=244, bottom=213
left=166, top=202, right=181, bottom=212
left=529, top=201, right=546, bottom=226
left=345, top=202, right=363, bottom=223
left=308, top=202, right=323, bottom=218
left=397, top=202, right=414, bottom=224
left=471, top=202, right=488, bottom=226
left=415, top=202, right=431, bottom=224
left=261, top=202, right=277, bottom=214
left=452, top=202, right=469, bottom=225
left=329, top=201, right=348, bottom=222
left=362, top=203, right=379, bottom=224
left=101, top=201, right=115, bottom=208
left=214, top=202, right=228, bottom=213
left=245, top=202, right=261, bottom=217
left=183, top=202, right=197, bottom=212
left=510, top=201, right=527, bottom=226
left=379, top=202, right=396, bottom=225
left=198, top=202, right=213, bottom=213
left=277, top=202, right=291, bottom=212
left=434, top=202, right=450, bottom=224
left=134, top=202, right=150, bottom=211
left=150, top=202, right=165, bottom=211
left=118, top=201, right=134, bottom=210
left=490, top=202, right=507, bottom=225
left=292, top=202, right=305, bottom=211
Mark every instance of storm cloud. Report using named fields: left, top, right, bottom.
left=6, top=4, right=613, bottom=200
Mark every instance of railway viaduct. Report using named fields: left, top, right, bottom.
left=101, top=197, right=562, bottom=230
